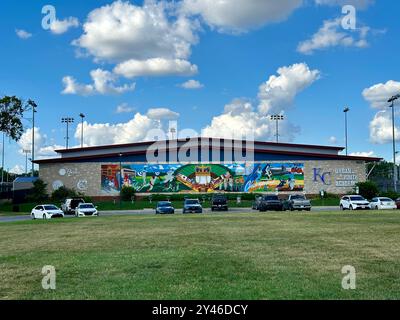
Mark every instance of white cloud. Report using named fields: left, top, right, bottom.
left=179, top=79, right=204, bottom=89
left=182, top=0, right=302, bottom=34
left=362, top=80, right=400, bottom=109
left=114, top=58, right=198, bottom=78
left=74, top=0, right=198, bottom=63
left=18, top=128, right=63, bottom=159
left=202, top=63, right=318, bottom=140
left=146, top=108, right=180, bottom=120
left=329, top=136, right=338, bottom=144
left=62, top=69, right=136, bottom=96
left=115, top=103, right=135, bottom=114
left=297, top=18, right=371, bottom=55
left=202, top=99, right=300, bottom=141
left=258, top=63, right=320, bottom=115
left=15, top=29, right=32, bottom=39
left=74, top=112, right=169, bottom=147
left=10, top=165, right=25, bottom=175
left=50, top=17, right=79, bottom=34
left=369, top=111, right=399, bottom=144
left=314, top=0, right=374, bottom=9
left=349, top=151, right=376, bottom=157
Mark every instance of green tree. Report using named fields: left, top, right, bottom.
left=0, top=96, right=35, bottom=141
left=25, top=179, right=48, bottom=202
left=51, top=186, right=79, bottom=202
left=120, top=186, right=136, bottom=201
left=356, top=181, right=379, bottom=200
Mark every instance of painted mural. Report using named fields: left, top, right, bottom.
left=101, top=163, right=304, bottom=194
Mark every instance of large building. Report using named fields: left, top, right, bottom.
left=34, top=138, right=381, bottom=199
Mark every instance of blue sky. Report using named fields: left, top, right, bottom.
left=1, top=0, right=399, bottom=174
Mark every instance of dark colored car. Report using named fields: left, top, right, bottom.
left=183, top=199, right=203, bottom=214
left=395, top=198, right=400, bottom=209
left=211, top=194, right=228, bottom=211
left=156, top=201, right=175, bottom=214
left=258, top=195, right=284, bottom=212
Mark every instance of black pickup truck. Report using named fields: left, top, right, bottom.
left=211, top=194, right=228, bottom=211
left=258, top=195, right=284, bottom=212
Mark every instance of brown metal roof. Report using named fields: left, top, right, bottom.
left=54, top=137, right=345, bottom=154
left=34, top=146, right=381, bottom=164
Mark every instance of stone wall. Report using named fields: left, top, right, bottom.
left=39, top=160, right=367, bottom=197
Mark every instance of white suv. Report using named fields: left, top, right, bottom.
left=340, top=195, right=370, bottom=211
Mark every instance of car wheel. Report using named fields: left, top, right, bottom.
left=349, top=205, right=354, bottom=211
left=340, top=205, right=344, bottom=211
left=32, top=213, right=36, bottom=220
left=43, top=214, right=47, bottom=220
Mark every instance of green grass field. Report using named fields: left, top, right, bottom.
left=1, top=211, right=399, bottom=300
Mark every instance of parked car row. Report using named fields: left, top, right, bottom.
left=340, top=195, right=397, bottom=210
left=156, top=194, right=230, bottom=214
left=31, top=198, right=99, bottom=220
left=252, top=194, right=312, bottom=212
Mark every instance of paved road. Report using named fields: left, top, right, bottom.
left=0, top=206, right=340, bottom=223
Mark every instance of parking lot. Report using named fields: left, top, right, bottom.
left=0, top=206, right=342, bottom=223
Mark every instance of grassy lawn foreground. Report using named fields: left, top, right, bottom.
left=0, top=211, right=399, bottom=300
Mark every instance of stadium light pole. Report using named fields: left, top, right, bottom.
left=79, top=113, right=85, bottom=148
left=270, top=115, right=284, bottom=143
left=31, top=101, right=37, bottom=177
left=388, top=94, right=400, bottom=192
left=119, top=153, right=123, bottom=209
left=343, top=107, right=350, bottom=156
left=1, top=133, right=4, bottom=184
left=61, top=117, right=74, bottom=149
left=23, top=149, right=31, bottom=175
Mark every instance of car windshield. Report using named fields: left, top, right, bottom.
left=186, top=200, right=199, bottom=205
left=291, top=195, right=305, bottom=200
left=350, top=196, right=366, bottom=201
left=158, top=202, right=172, bottom=207
left=44, top=205, right=58, bottom=210
left=79, top=204, right=94, bottom=209
left=264, top=196, right=279, bottom=201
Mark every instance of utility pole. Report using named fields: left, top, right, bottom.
left=31, top=102, right=37, bottom=177
left=270, top=115, right=284, bottom=143
left=1, top=133, right=4, bottom=184
left=79, top=113, right=85, bottom=148
left=61, top=117, right=74, bottom=149
left=388, top=94, right=400, bottom=192
left=344, top=107, right=350, bottom=156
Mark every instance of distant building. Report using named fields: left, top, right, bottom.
left=34, top=138, right=381, bottom=199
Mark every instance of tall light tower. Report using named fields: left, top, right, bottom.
left=23, top=149, right=31, bottom=175
left=388, top=94, right=400, bottom=192
left=79, top=113, right=85, bottom=148
left=343, top=107, right=350, bottom=156
left=29, top=100, right=37, bottom=176
left=61, top=117, right=74, bottom=149
left=270, top=115, right=284, bottom=143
